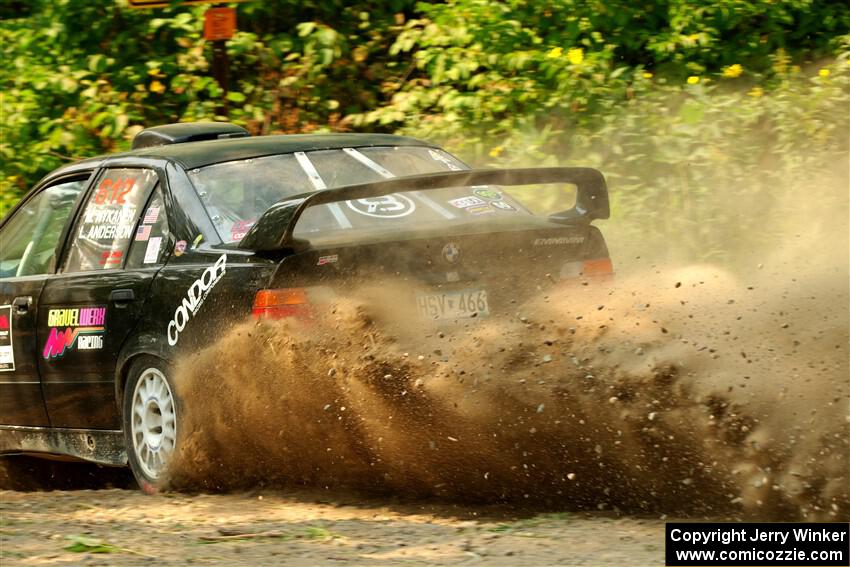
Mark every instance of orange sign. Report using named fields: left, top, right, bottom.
left=204, top=7, right=236, bottom=41
left=128, top=0, right=245, bottom=7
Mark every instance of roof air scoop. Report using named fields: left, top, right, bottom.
left=131, top=122, right=250, bottom=150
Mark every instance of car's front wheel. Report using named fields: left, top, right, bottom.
left=123, top=356, right=179, bottom=494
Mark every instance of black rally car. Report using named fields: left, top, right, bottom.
left=0, top=122, right=612, bottom=490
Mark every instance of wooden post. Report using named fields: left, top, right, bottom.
left=204, top=7, right=236, bottom=117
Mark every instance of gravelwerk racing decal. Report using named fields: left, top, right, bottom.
left=346, top=195, right=416, bottom=218
left=42, top=306, right=107, bottom=360
left=0, top=305, right=14, bottom=371
left=167, top=254, right=227, bottom=346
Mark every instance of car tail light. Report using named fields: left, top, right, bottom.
left=560, top=257, right=614, bottom=281
left=581, top=257, right=613, bottom=276
left=252, top=288, right=313, bottom=320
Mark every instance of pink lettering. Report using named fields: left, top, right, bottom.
left=42, top=327, right=77, bottom=359
left=79, top=307, right=106, bottom=326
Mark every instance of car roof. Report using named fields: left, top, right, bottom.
left=20, top=132, right=440, bottom=210
left=98, top=132, right=436, bottom=171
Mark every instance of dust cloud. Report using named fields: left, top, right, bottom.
left=169, top=249, right=848, bottom=520
left=170, top=145, right=848, bottom=520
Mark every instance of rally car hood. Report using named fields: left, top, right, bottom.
left=238, top=167, right=609, bottom=253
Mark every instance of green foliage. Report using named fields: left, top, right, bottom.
left=64, top=535, right=120, bottom=553
left=354, top=0, right=850, bottom=262
left=1, top=0, right=416, bottom=213
left=1, top=0, right=848, bottom=263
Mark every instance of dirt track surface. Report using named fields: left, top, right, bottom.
left=0, top=489, right=668, bottom=565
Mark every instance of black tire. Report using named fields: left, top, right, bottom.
left=122, top=356, right=180, bottom=494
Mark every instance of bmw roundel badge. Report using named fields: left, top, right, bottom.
left=442, top=242, right=461, bottom=264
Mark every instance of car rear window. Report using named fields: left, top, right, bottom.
left=188, top=146, right=531, bottom=244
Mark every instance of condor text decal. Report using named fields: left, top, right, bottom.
left=168, top=254, right=227, bottom=346
left=43, top=307, right=107, bottom=360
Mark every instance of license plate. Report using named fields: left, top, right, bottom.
left=416, top=289, right=490, bottom=321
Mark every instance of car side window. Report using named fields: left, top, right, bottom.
left=0, top=177, right=89, bottom=278
left=64, top=168, right=159, bottom=273
left=125, top=187, right=170, bottom=268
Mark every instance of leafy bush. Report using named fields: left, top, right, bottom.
left=2, top=0, right=848, bottom=263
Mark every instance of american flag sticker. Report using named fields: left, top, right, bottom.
left=143, top=207, right=159, bottom=225
left=135, top=224, right=151, bottom=241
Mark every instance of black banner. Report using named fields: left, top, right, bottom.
left=666, top=523, right=849, bottom=566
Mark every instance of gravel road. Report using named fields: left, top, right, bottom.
left=1, top=488, right=668, bottom=566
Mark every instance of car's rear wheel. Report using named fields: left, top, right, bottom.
left=123, top=357, right=179, bottom=494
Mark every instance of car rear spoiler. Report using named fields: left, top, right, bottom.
left=238, top=167, right=609, bottom=253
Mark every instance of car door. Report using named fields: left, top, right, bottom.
left=38, top=167, right=172, bottom=429
left=0, top=174, right=92, bottom=426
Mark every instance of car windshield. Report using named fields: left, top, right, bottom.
left=188, top=146, right=531, bottom=243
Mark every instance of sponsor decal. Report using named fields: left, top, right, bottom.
left=42, top=306, right=107, bottom=360
left=472, top=187, right=503, bottom=201
left=534, top=236, right=585, bottom=246
left=143, top=206, right=160, bottom=225
left=0, top=305, right=14, bottom=371
left=442, top=242, right=461, bottom=264
left=448, top=196, right=485, bottom=209
left=143, top=236, right=162, bottom=264
left=491, top=201, right=516, bottom=212
left=230, top=220, right=255, bottom=241
left=98, top=250, right=123, bottom=267
left=135, top=224, right=152, bottom=241
left=317, top=254, right=338, bottom=266
left=465, top=204, right=495, bottom=216
left=174, top=240, right=187, bottom=257
left=346, top=194, right=415, bottom=218
left=167, top=254, right=227, bottom=346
